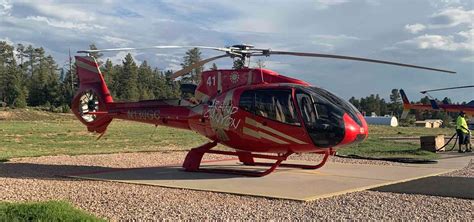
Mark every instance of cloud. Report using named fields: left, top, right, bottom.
left=25, top=16, right=105, bottom=31
left=310, top=34, right=361, bottom=51
left=313, top=34, right=360, bottom=41
left=26, top=2, right=97, bottom=22
left=429, top=7, right=474, bottom=28
left=397, top=7, right=473, bottom=62
left=165, top=62, right=182, bottom=72
left=214, top=18, right=280, bottom=34
left=428, top=0, right=471, bottom=8
left=404, top=7, right=472, bottom=34
left=0, top=37, right=13, bottom=45
left=102, top=36, right=132, bottom=47
left=404, top=23, right=426, bottom=34
left=112, top=7, right=143, bottom=18
left=0, top=0, right=12, bottom=16
left=2, top=0, right=473, bottom=102
left=397, top=29, right=473, bottom=52
left=401, top=34, right=457, bottom=50
left=461, top=56, right=474, bottom=62
left=314, top=0, right=349, bottom=10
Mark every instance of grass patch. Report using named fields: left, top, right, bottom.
left=337, top=125, right=453, bottom=160
left=0, top=110, right=456, bottom=161
left=0, top=201, right=104, bottom=221
left=0, top=119, right=209, bottom=160
left=0, top=108, right=72, bottom=121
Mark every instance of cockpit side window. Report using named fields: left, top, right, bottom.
left=238, top=89, right=300, bottom=126
left=296, top=93, right=316, bottom=124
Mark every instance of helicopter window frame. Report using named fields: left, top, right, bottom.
left=238, top=88, right=301, bottom=126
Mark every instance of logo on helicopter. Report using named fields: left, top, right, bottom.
left=230, top=72, right=239, bottom=84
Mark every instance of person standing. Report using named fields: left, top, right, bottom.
left=456, top=111, right=471, bottom=153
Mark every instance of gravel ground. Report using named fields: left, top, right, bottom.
left=442, top=159, right=473, bottom=177
left=0, top=151, right=472, bottom=221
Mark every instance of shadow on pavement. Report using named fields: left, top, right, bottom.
left=371, top=176, right=474, bottom=200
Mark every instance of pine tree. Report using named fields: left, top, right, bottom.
left=151, top=68, right=165, bottom=99
left=60, top=63, right=77, bottom=107
left=0, top=42, right=27, bottom=108
left=180, top=48, right=202, bottom=83
left=233, top=59, right=245, bottom=69
left=137, top=60, right=155, bottom=100
left=441, top=97, right=452, bottom=104
left=4, top=63, right=23, bottom=107
left=45, top=55, right=62, bottom=107
left=389, top=89, right=402, bottom=117
left=163, top=70, right=180, bottom=99
left=28, top=47, right=46, bottom=106
left=117, top=53, right=139, bottom=101
left=0, top=41, right=9, bottom=103
left=27, top=48, right=62, bottom=107
left=102, top=59, right=116, bottom=97
left=379, top=98, right=388, bottom=116
left=24, top=45, right=37, bottom=77
left=349, top=97, right=360, bottom=110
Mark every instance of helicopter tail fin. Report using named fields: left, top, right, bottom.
left=71, top=56, right=113, bottom=133
left=399, top=89, right=411, bottom=119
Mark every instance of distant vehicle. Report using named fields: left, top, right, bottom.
left=400, top=86, right=474, bottom=120
left=72, top=44, right=453, bottom=176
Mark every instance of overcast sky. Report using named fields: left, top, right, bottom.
left=1, top=0, right=472, bottom=102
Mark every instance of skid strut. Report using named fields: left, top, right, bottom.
left=182, top=141, right=333, bottom=177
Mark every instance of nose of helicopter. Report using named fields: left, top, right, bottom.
left=339, top=113, right=368, bottom=146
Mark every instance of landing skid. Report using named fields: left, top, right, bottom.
left=182, top=141, right=333, bottom=177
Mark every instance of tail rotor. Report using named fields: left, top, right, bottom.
left=72, top=56, right=113, bottom=133
left=78, top=90, right=100, bottom=122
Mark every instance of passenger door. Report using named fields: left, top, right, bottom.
left=239, top=89, right=309, bottom=152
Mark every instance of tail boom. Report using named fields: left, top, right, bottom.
left=400, top=89, right=432, bottom=119
left=72, top=56, right=196, bottom=133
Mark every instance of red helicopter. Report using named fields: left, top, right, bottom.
left=400, top=86, right=474, bottom=120
left=73, top=44, right=454, bottom=176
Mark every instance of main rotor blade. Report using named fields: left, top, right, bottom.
left=268, top=51, right=456, bottom=74
left=170, top=54, right=230, bottom=79
left=420, top=85, right=474, bottom=94
left=77, top=45, right=229, bottom=53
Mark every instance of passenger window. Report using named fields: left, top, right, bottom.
left=239, top=89, right=300, bottom=125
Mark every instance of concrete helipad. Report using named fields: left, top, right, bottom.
left=68, top=153, right=473, bottom=201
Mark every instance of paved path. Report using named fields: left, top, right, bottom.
left=68, top=153, right=473, bottom=201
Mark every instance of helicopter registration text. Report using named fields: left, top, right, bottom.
left=127, top=110, right=161, bottom=120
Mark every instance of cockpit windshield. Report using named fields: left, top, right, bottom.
left=296, top=87, right=361, bottom=147
left=309, top=87, right=362, bottom=126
